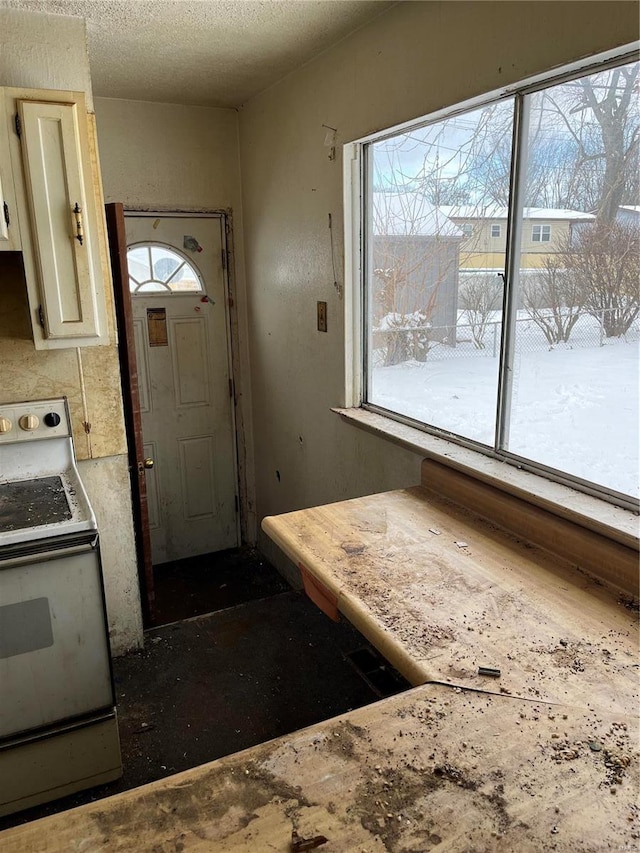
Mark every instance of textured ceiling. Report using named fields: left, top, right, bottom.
left=0, top=0, right=392, bottom=107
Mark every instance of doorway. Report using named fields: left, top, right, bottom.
left=125, top=213, right=239, bottom=565
left=107, top=207, right=241, bottom=624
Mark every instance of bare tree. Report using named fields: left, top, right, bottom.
left=459, top=275, right=503, bottom=349
left=369, top=189, right=463, bottom=366
left=578, top=64, right=639, bottom=223
left=565, top=221, right=639, bottom=337
left=522, top=255, right=586, bottom=345
left=372, top=266, right=433, bottom=365
left=371, top=230, right=459, bottom=365
left=454, top=62, right=639, bottom=216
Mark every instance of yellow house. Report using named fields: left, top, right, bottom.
left=441, top=206, right=596, bottom=270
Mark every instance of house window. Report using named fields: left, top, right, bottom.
left=359, top=52, right=639, bottom=507
left=532, top=224, right=551, bottom=242
left=127, top=244, right=203, bottom=294
left=461, top=223, right=473, bottom=238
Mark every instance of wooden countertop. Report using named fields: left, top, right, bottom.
left=2, top=483, right=638, bottom=851
left=262, top=486, right=638, bottom=716
left=2, top=683, right=637, bottom=852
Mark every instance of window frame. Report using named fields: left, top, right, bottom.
left=532, top=224, right=551, bottom=243
left=127, top=241, right=204, bottom=295
left=343, top=43, right=640, bottom=512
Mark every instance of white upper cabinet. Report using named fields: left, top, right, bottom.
left=5, top=88, right=109, bottom=348
left=0, top=91, right=21, bottom=251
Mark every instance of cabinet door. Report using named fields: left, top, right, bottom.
left=17, top=98, right=102, bottom=340
left=0, top=91, right=21, bottom=251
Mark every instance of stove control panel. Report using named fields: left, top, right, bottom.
left=0, top=399, right=71, bottom=444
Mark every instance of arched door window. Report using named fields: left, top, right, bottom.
left=127, top=243, right=203, bottom=293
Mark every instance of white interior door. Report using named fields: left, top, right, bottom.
left=126, top=214, right=239, bottom=565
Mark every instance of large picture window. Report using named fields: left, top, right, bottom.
left=362, top=54, right=639, bottom=505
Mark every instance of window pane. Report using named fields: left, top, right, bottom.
left=127, top=243, right=203, bottom=294
left=151, top=246, right=181, bottom=282
left=136, top=282, right=169, bottom=292
left=508, top=61, right=640, bottom=498
left=127, top=245, right=151, bottom=283
left=365, top=100, right=514, bottom=445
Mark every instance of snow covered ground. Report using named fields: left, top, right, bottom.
left=370, top=315, right=639, bottom=499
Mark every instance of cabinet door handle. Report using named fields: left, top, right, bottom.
left=73, top=202, right=84, bottom=246
left=3, top=202, right=9, bottom=227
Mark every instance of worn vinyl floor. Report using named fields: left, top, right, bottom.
left=150, top=547, right=292, bottom=625
left=0, top=549, right=408, bottom=831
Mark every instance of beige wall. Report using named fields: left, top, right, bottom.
left=0, top=9, right=94, bottom=110
left=238, top=1, right=639, bottom=552
left=95, top=99, right=240, bottom=210
left=94, top=97, right=256, bottom=539
left=0, top=8, right=142, bottom=654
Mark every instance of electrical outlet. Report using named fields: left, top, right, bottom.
left=317, top=301, right=327, bottom=332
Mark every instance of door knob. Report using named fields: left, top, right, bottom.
left=138, top=458, right=154, bottom=472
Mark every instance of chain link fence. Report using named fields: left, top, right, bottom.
left=372, top=307, right=640, bottom=367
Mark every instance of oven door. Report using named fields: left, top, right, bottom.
left=0, top=535, right=114, bottom=741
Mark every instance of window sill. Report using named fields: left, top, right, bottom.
left=333, top=407, right=639, bottom=551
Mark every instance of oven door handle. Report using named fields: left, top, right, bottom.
left=0, top=541, right=95, bottom=569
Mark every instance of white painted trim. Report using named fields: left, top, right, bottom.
left=333, top=407, right=639, bottom=551
left=342, top=141, right=362, bottom=408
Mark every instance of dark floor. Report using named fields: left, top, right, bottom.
left=151, top=547, right=291, bottom=625
left=1, top=549, right=408, bottom=831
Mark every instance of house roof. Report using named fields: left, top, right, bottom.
left=373, top=193, right=463, bottom=238
left=440, top=205, right=596, bottom=222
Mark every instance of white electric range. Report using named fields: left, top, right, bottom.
left=0, top=397, right=122, bottom=816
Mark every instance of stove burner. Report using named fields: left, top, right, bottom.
left=0, top=476, right=72, bottom=532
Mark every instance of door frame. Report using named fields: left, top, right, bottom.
left=107, top=206, right=249, bottom=626
left=105, top=203, right=155, bottom=625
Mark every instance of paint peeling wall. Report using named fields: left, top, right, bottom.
left=237, top=1, right=639, bottom=560
left=0, top=8, right=143, bottom=654
left=94, top=97, right=256, bottom=540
